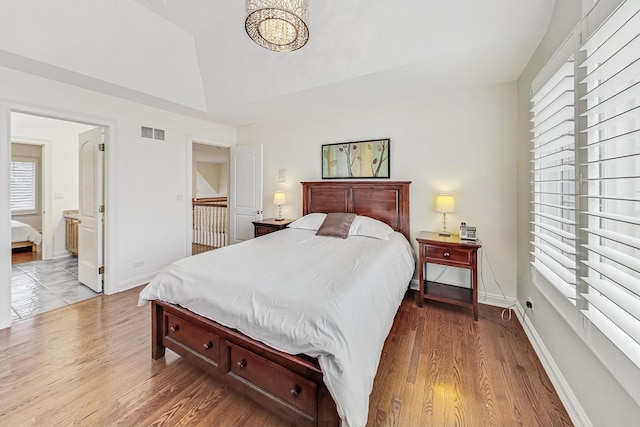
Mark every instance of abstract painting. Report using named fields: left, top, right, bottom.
left=322, top=139, right=390, bottom=179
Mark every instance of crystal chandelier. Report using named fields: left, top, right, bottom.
left=245, top=0, right=309, bottom=52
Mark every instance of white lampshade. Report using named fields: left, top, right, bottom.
left=273, top=191, right=286, bottom=206
left=435, top=194, right=455, bottom=213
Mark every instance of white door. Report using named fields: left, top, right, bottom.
left=229, top=145, right=263, bottom=244
left=78, top=127, right=104, bottom=292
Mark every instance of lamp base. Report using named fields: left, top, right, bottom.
left=275, top=217, right=285, bottom=221
left=438, top=231, right=451, bottom=237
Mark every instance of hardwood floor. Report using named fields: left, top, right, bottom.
left=11, top=247, right=42, bottom=265
left=192, top=243, right=216, bottom=255
left=0, top=287, right=572, bottom=426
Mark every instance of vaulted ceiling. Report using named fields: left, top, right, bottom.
left=0, top=0, right=555, bottom=126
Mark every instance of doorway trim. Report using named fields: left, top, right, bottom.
left=0, top=101, right=118, bottom=330
left=185, top=134, right=233, bottom=257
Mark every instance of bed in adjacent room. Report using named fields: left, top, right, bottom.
left=139, top=181, right=414, bottom=427
left=11, top=220, right=42, bottom=252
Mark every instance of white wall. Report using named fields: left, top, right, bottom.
left=516, top=0, right=640, bottom=425
left=196, top=162, right=228, bottom=198
left=238, top=83, right=518, bottom=304
left=0, top=65, right=236, bottom=329
left=11, top=114, right=94, bottom=258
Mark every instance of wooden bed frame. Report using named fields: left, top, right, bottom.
left=151, top=181, right=411, bottom=426
left=11, top=241, right=37, bottom=252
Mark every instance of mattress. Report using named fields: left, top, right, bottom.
left=139, top=227, right=415, bottom=427
left=11, top=220, right=42, bottom=245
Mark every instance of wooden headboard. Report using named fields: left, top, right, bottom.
left=301, top=181, right=411, bottom=240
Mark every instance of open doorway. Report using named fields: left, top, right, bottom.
left=191, top=143, right=230, bottom=255
left=10, top=141, right=43, bottom=264
left=9, top=112, right=105, bottom=322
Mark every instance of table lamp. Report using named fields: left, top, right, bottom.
left=273, top=191, right=286, bottom=221
left=435, top=194, right=455, bottom=236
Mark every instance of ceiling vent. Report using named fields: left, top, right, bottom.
left=140, top=126, right=165, bottom=141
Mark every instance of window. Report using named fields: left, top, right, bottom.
left=578, top=0, right=640, bottom=369
left=530, top=0, right=640, bottom=370
left=530, top=58, right=577, bottom=303
left=10, top=157, right=39, bottom=214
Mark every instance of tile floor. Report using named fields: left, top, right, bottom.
left=11, top=256, right=100, bottom=322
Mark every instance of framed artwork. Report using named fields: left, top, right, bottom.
left=322, top=138, right=390, bottom=179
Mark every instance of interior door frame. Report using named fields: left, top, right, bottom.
left=0, top=102, right=118, bottom=329
left=185, top=135, right=233, bottom=257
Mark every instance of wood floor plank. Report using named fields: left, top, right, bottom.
left=0, top=287, right=572, bottom=426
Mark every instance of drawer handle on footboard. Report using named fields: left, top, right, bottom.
left=202, top=342, right=213, bottom=350
left=290, top=385, right=302, bottom=397
left=169, top=325, right=179, bottom=332
left=237, top=359, right=247, bottom=369
left=443, top=252, right=450, bottom=257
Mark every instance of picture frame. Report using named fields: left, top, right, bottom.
left=321, top=138, right=390, bottom=179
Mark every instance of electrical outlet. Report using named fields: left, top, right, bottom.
left=526, top=297, right=534, bottom=311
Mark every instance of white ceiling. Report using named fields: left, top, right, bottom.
left=1, top=0, right=555, bottom=127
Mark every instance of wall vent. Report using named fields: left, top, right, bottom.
left=140, top=126, right=166, bottom=141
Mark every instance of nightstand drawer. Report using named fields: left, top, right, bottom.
left=253, top=219, right=294, bottom=238
left=255, top=225, right=278, bottom=237
left=423, top=245, right=471, bottom=266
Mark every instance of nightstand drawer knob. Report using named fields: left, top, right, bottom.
left=169, top=325, right=179, bottom=332
left=290, top=385, right=302, bottom=397
left=444, top=252, right=450, bottom=257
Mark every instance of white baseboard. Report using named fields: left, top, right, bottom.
left=478, top=292, right=517, bottom=308
left=514, top=302, right=592, bottom=427
left=111, top=272, right=156, bottom=295
left=52, top=251, right=73, bottom=259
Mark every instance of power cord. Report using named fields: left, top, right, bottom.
left=478, top=237, right=527, bottom=322
left=501, top=304, right=516, bottom=321
left=430, top=264, right=448, bottom=283
left=479, top=241, right=508, bottom=302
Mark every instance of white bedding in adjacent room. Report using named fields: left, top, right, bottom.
left=11, top=220, right=42, bottom=245
left=139, top=227, right=415, bottom=427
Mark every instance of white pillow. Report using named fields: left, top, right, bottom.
left=349, top=215, right=395, bottom=240
left=288, top=213, right=327, bottom=231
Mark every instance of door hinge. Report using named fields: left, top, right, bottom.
left=98, top=266, right=104, bottom=275
left=99, top=205, right=105, bottom=213
left=99, top=143, right=105, bottom=151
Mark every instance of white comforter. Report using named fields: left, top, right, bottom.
left=11, top=220, right=42, bottom=245
left=139, top=228, right=415, bottom=427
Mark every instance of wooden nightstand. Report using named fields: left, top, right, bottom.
left=252, top=218, right=294, bottom=238
left=416, top=231, right=482, bottom=320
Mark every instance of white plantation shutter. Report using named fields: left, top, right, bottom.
left=10, top=159, right=38, bottom=213
left=530, top=59, right=578, bottom=303
left=578, top=0, right=640, bottom=368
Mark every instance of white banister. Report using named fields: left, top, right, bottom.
left=192, top=201, right=227, bottom=248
